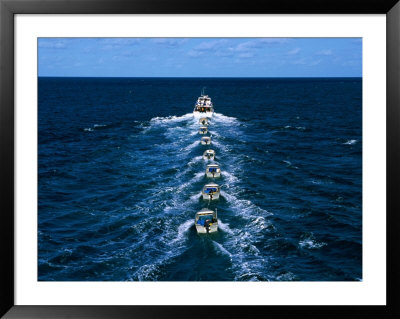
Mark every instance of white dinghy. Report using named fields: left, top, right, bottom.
left=206, top=164, right=221, bottom=178
left=201, top=136, right=211, bottom=145
left=201, top=183, right=220, bottom=200
left=203, top=149, right=215, bottom=160
left=195, top=208, right=218, bottom=234
left=199, top=126, right=208, bottom=135
left=199, top=117, right=209, bottom=126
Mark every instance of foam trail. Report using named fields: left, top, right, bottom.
left=175, top=172, right=204, bottom=192
left=182, top=141, right=200, bottom=152
left=218, top=220, right=235, bottom=235
left=213, top=113, right=238, bottom=124
left=298, top=233, right=327, bottom=249
left=170, top=219, right=193, bottom=245
left=220, top=190, right=273, bottom=218
left=212, top=140, right=229, bottom=152
left=193, top=171, right=205, bottom=181
left=212, top=241, right=233, bottom=258
left=189, top=192, right=202, bottom=202
left=343, top=139, right=357, bottom=145
left=150, top=113, right=193, bottom=125
left=188, top=156, right=203, bottom=167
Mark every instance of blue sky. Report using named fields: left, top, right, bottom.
left=38, top=38, right=362, bottom=77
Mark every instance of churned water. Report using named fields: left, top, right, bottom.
left=38, top=77, right=362, bottom=281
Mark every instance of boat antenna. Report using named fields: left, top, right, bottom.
left=202, top=87, right=206, bottom=95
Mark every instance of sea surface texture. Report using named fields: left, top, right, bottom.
left=38, top=77, right=362, bottom=281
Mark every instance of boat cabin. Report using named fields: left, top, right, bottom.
left=193, top=94, right=214, bottom=116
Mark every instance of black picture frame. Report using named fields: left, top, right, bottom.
left=1, top=0, right=399, bottom=318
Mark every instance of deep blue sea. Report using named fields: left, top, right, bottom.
left=38, top=77, right=362, bottom=281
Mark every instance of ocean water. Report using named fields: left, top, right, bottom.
left=38, top=77, right=362, bottom=281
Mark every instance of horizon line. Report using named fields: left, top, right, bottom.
left=38, top=76, right=362, bottom=78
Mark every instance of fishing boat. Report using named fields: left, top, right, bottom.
left=199, top=126, right=208, bottom=134
left=193, top=88, right=214, bottom=118
left=201, top=136, right=211, bottom=145
left=199, top=117, right=209, bottom=126
left=203, top=149, right=215, bottom=160
left=206, top=164, right=221, bottom=178
left=201, top=183, right=220, bottom=200
left=195, top=208, right=218, bottom=234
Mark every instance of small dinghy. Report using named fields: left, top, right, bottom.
left=199, top=126, right=208, bottom=134
left=201, top=183, right=220, bottom=200
left=199, top=117, right=209, bottom=126
left=201, top=136, right=211, bottom=145
left=203, top=149, right=215, bottom=160
left=195, top=208, right=218, bottom=234
left=206, top=164, right=221, bottom=178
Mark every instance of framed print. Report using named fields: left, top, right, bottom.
left=1, top=0, right=399, bottom=318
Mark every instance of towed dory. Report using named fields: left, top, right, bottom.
left=201, top=136, right=211, bottom=145
left=202, top=183, right=220, bottom=200
left=203, top=149, right=216, bottom=160
left=199, top=117, right=209, bottom=126
left=206, top=164, right=221, bottom=178
left=195, top=208, right=218, bottom=234
left=199, top=126, right=208, bottom=134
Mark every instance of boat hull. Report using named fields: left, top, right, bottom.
left=203, top=155, right=215, bottom=160
left=196, top=223, right=218, bottom=233
left=202, top=192, right=220, bottom=200
left=206, top=172, right=221, bottom=178
left=201, top=140, right=211, bottom=145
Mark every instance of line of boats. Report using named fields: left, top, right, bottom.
left=193, top=88, right=220, bottom=234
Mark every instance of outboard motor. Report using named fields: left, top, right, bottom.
left=204, top=220, right=211, bottom=233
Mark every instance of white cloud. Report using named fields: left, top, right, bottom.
left=309, top=59, right=322, bottom=66
left=194, top=40, right=228, bottom=51
left=100, top=38, right=141, bottom=50
left=238, top=52, right=254, bottom=58
left=188, top=50, right=204, bottom=57
left=214, top=49, right=234, bottom=57
left=259, top=38, right=290, bottom=44
left=287, top=48, right=301, bottom=55
left=342, top=60, right=361, bottom=66
left=316, top=49, right=333, bottom=56
left=38, top=40, right=68, bottom=49
left=151, top=38, right=188, bottom=47
left=292, top=58, right=307, bottom=65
